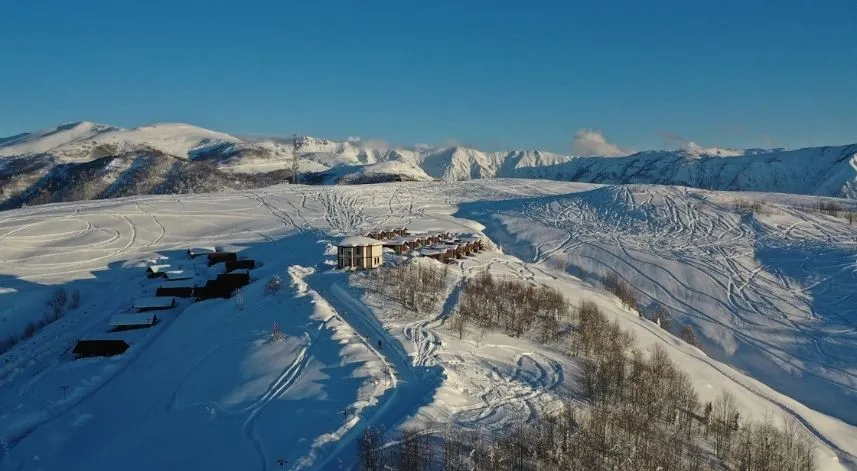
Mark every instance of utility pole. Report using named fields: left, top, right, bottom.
left=291, top=133, right=301, bottom=184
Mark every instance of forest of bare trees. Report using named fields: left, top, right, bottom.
left=368, top=260, right=449, bottom=314
left=359, top=293, right=817, bottom=471
left=453, top=270, right=570, bottom=342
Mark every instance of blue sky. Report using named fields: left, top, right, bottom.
left=1, top=0, right=856, bottom=154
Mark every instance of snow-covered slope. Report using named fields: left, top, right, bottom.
left=1, top=180, right=857, bottom=469
left=0, top=121, right=119, bottom=157
left=2, top=121, right=857, bottom=211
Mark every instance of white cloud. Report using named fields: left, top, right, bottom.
left=571, top=129, right=633, bottom=157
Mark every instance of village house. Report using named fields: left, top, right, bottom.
left=337, top=236, right=384, bottom=270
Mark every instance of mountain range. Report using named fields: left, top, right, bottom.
left=1, top=120, right=856, bottom=209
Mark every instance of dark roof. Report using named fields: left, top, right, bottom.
left=73, top=339, right=130, bottom=357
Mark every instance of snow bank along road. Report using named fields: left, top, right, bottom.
left=1, top=179, right=856, bottom=469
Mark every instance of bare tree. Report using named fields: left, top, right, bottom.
left=357, top=426, right=385, bottom=471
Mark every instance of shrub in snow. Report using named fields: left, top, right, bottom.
left=679, top=324, right=701, bottom=348
left=47, top=287, right=68, bottom=320
left=264, top=275, right=283, bottom=295
left=69, top=290, right=81, bottom=309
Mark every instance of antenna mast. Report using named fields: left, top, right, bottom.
left=291, top=133, right=301, bottom=184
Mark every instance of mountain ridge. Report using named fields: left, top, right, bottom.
left=2, top=121, right=856, bottom=209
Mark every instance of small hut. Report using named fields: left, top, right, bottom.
left=133, top=297, right=176, bottom=312
left=225, top=259, right=256, bottom=272
left=156, top=280, right=196, bottom=298
left=338, top=236, right=384, bottom=270
left=146, top=264, right=171, bottom=278
left=216, top=271, right=251, bottom=289
left=207, top=252, right=238, bottom=266
left=110, top=313, right=158, bottom=331
left=164, top=270, right=193, bottom=281
left=188, top=247, right=215, bottom=258
left=73, top=339, right=130, bottom=358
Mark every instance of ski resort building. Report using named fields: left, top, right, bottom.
left=110, top=313, right=158, bottom=331
left=73, top=339, right=130, bottom=358
left=337, top=236, right=384, bottom=269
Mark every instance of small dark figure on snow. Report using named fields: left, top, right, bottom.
left=377, top=339, right=382, bottom=350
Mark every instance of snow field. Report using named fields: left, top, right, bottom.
left=0, top=180, right=855, bottom=469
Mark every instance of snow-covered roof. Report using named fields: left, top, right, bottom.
left=164, top=270, right=192, bottom=280
left=110, top=313, right=157, bottom=327
left=433, top=244, right=458, bottom=251
left=421, top=248, right=446, bottom=256
left=339, top=236, right=383, bottom=247
left=160, top=280, right=197, bottom=289
left=146, top=264, right=171, bottom=273
left=133, top=297, right=175, bottom=310
left=188, top=247, right=214, bottom=256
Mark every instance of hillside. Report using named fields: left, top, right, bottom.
left=2, top=122, right=857, bottom=209
left=1, top=180, right=856, bottom=469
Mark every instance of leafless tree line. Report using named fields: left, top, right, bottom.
left=809, top=201, right=856, bottom=224
left=452, top=270, right=570, bottom=342
left=601, top=272, right=639, bottom=311
left=360, top=297, right=817, bottom=470
left=1, top=288, right=80, bottom=356
left=369, top=261, right=449, bottom=314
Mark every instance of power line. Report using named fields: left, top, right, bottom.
left=292, top=133, right=301, bottom=185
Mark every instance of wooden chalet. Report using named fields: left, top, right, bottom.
left=110, top=313, right=158, bottom=331
left=382, top=238, right=409, bottom=255
left=73, top=339, right=130, bottom=358
left=225, top=259, right=256, bottom=272
left=207, top=252, right=238, bottom=266
left=436, top=243, right=463, bottom=259
left=133, top=296, right=176, bottom=312
left=421, top=247, right=452, bottom=263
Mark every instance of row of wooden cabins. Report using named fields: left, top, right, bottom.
left=74, top=249, right=256, bottom=359
left=338, top=230, right=486, bottom=269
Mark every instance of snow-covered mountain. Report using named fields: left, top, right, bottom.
left=2, top=121, right=857, bottom=209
